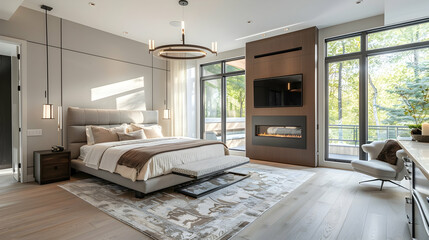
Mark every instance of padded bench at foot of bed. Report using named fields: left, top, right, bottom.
left=172, top=155, right=250, bottom=179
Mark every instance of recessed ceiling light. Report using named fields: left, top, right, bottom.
left=247, top=20, right=252, bottom=24
left=169, top=21, right=181, bottom=27
left=356, top=0, right=363, bottom=4
left=284, top=28, right=289, bottom=31
left=262, top=34, right=266, bottom=37
left=123, top=31, right=128, bottom=35
left=88, top=2, right=95, bottom=7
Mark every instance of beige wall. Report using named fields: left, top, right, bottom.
left=0, top=7, right=168, bottom=180
left=317, top=15, right=384, bottom=169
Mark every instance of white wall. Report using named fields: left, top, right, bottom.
left=0, top=7, right=168, bottom=180
left=317, top=15, right=384, bottom=169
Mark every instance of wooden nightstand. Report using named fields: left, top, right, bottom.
left=34, top=150, right=71, bottom=184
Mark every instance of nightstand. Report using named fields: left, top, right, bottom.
left=34, top=150, right=71, bottom=184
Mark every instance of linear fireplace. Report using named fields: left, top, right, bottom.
left=252, top=116, right=306, bottom=149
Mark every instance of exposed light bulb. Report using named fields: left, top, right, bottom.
left=181, top=21, right=185, bottom=34
left=211, top=42, right=218, bottom=52
left=148, top=40, right=155, bottom=50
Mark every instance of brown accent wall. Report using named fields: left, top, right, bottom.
left=245, top=27, right=318, bottom=167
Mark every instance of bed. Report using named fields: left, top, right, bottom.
left=67, top=107, right=243, bottom=197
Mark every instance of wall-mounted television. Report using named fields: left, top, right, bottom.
left=254, top=74, right=303, bottom=108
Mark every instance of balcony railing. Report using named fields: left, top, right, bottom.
left=329, top=124, right=411, bottom=146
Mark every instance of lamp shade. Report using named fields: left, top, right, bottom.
left=42, top=104, right=54, bottom=119
left=163, top=109, right=171, bottom=120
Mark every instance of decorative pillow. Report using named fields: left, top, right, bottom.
left=117, top=130, right=146, bottom=141
left=125, top=124, right=135, bottom=133
left=91, top=126, right=121, bottom=144
left=142, top=125, right=164, bottom=139
left=130, top=123, right=145, bottom=132
left=85, top=124, right=127, bottom=145
left=376, top=139, right=402, bottom=165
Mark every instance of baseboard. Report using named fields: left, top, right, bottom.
left=25, top=174, right=35, bottom=183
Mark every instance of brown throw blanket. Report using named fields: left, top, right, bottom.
left=117, top=140, right=229, bottom=174
left=377, top=139, right=402, bottom=165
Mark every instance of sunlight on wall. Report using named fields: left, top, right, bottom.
left=91, top=77, right=144, bottom=101
left=116, top=91, right=146, bottom=110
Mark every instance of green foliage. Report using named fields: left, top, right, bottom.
left=203, top=63, right=245, bottom=118
left=381, top=60, right=429, bottom=125
left=328, top=22, right=429, bottom=144
left=327, top=36, right=361, bottom=57
left=408, top=124, right=422, bottom=129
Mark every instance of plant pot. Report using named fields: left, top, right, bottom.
left=411, top=134, right=429, bottom=143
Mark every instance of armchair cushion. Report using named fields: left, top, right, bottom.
left=351, top=160, right=397, bottom=179
left=376, top=139, right=402, bottom=165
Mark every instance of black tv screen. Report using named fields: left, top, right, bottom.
left=254, top=74, right=303, bottom=107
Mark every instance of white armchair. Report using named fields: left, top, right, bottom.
left=351, top=140, right=408, bottom=190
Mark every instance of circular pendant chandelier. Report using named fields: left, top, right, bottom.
left=148, top=0, right=217, bottom=60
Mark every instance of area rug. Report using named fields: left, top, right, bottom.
left=59, top=163, right=314, bottom=240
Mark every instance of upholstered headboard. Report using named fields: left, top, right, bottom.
left=67, top=107, right=158, bottom=159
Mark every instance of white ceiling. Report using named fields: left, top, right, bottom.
left=20, top=0, right=385, bottom=52
left=0, top=0, right=24, bottom=20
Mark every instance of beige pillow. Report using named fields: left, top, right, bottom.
left=90, top=126, right=119, bottom=144
left=117, top=130, right=146, bottom=141
left=130, top=123, right=145, bottom=132
left=142, top=125, right=163, bottom=139
left=86, top=124, right=126, bottom=145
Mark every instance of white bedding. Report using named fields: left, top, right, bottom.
left=81, top=137, right=227, bottom=181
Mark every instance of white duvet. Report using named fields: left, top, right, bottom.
left=82, top=137, right=227, bottom=181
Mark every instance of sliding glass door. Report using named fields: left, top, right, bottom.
left=201, top=58, right=246, bottom=151
left=325, top=20, right=429, bottom=162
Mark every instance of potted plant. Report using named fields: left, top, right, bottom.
left=398, top=84, right=429, bottom=141
left=408, top=124, right=422, bottom=140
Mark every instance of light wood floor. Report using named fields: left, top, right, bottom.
left=0, top=160, right=411, bottom=240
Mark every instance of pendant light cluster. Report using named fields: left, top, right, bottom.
left=149, top=0, right=218, bottom=60
left=41, top=5, right=54, bottom=119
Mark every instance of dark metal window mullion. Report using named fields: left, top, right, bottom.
left=359, top=32, right=368, bottom=160
left=221, top=62, right=227, bottom=143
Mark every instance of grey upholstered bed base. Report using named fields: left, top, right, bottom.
left=66, top=107, right=242, bottom=197
left=67, top=107, right=191, bottom=196
left=71, top=159, right=193, bottom=194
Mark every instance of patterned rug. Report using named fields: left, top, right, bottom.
left=59, top=163, right=314, bottom=240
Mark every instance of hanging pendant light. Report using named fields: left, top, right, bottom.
left=149, top=0, right=217, bottom=60
left=41, top=5, right=54, bottom=119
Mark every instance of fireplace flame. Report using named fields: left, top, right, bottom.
left=257, top=133, right=302, bottom=138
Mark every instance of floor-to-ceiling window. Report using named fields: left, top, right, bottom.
left=326, top=20, right=429, bottom=162
left=200, top=58, right=246, bottom=151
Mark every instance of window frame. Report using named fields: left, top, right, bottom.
left=324, top=18, right=429, bottom=163
left=200, top=57, right=245, bottom=146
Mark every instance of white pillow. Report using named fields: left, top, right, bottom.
left=85, top=123, right=127, bottom=145
left=142, top=125, right=164, bottom=139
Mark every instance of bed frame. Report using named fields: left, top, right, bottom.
left=67, top=107, right=193, bottom=198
